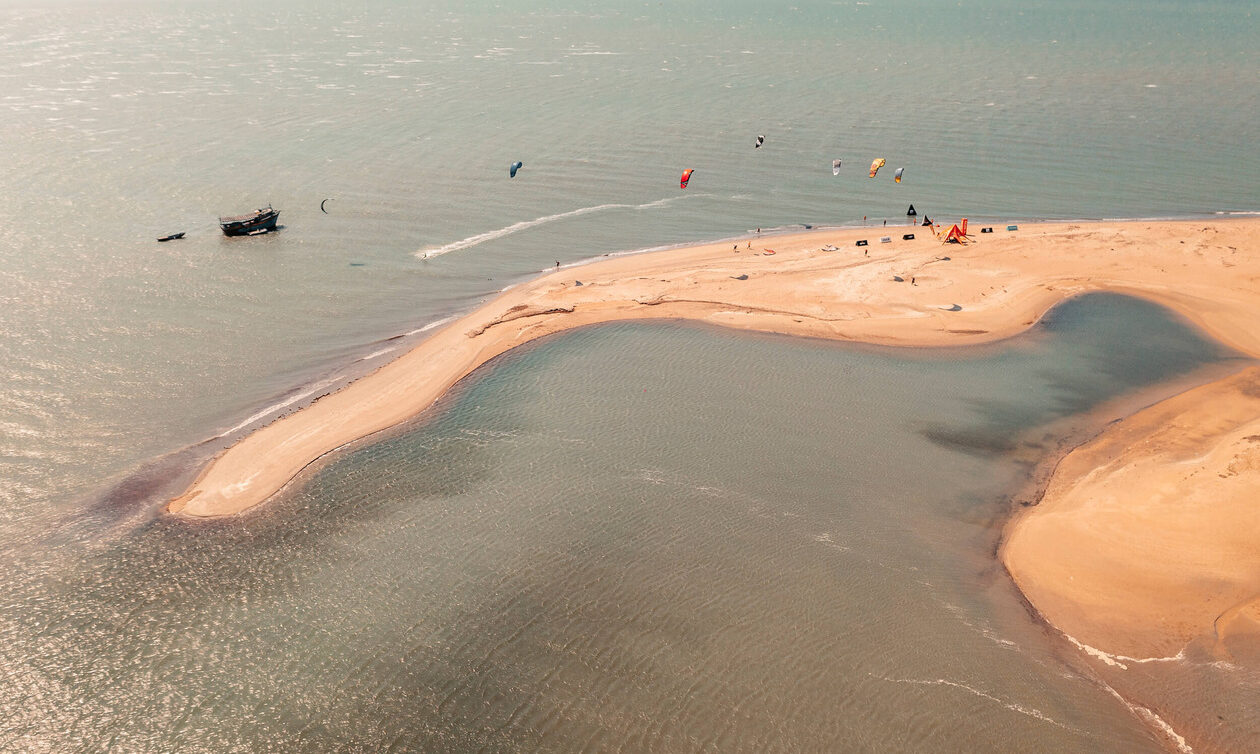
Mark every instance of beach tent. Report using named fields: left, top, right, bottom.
left=942, top=218, right=970, bottom=244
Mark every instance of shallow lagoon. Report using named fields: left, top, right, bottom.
left=0, top=294, right=1245, bottom=752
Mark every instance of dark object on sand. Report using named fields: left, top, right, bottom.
left=943, top=304, right=962, bottom=311
left=855, top=239, right=868, bottom=247
left=981, top=227, right=994, bottom=233
left=157, top=232, right=185, bottom=242
left=902, top=233, right=915, bottom=240
left=575, top=281, right=583, bottom=286
left=219, top=205, right=279, bottom=236
left=892, top=275, right=904, bottom=282
left=731, top=274, right=749, bottom=280
left=1007, top=225, right=1019, bottom=231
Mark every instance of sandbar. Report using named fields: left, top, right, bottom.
left=169, top=217, right=1260, bottom=670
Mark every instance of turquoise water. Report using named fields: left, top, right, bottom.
left=1, top=0, right=1258, bottom=749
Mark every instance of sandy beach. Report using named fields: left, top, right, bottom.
left=169, top=217, right=1260, bottom=669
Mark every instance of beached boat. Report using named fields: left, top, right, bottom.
left=219, top=205, right=279, bottom=236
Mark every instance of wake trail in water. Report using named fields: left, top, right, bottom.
left=416, top=195, right=692, bottom=259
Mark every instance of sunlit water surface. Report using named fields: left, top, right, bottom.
left=2, top=294, right=1251, bottom=752
left=2, top=0, right=1258, bottom=750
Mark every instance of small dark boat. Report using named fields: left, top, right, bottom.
left=219, top=205, right=279, bottom=236
left=157, top=232, right=185, bottom=242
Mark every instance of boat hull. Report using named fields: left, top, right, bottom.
left=219, top=208, right=279, bottom=236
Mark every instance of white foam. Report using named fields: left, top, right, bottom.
left=214, top=375, right=343, bottom=439
left=873, top=675, right=1079, bottom=732
left=1098, top=682, right=1194, bottom=753
left=404, top=315, right=455, bottom=337
left=358, top=347, right=396, bottom=362
left=417, top=196, right=688, bottom=260
left=1062, top=632, right=1187, bottom=670
left=212, top=313, right=463, bottom=440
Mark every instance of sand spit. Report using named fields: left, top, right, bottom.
left=168, top=218, right=1260, bottom=674
left=1002, top=367, right=1260, bottom=659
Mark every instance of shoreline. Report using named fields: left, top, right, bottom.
left=170, top=216, right=1260, bottom=516
left=166, top=217, right=1260, bottom=695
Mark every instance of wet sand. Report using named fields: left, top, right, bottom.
left=169, top=217, right=1260, bottom=682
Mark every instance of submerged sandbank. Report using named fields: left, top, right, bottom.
left=169, top=217, right=1260, bottom=668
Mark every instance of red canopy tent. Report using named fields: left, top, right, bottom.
left=942, top=218, right=970, bottom=244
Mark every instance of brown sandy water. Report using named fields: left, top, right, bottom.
left=1, top=293, right=1251, bottom=752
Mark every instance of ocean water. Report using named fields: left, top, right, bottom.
left=1, top=0, right=1257, bottom=518
left=1, top=0, right=1258, bottom=750
left=0, top=294, right=1247, bottom=752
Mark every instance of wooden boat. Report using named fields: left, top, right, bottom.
left=157, top=232, right=185, bottom=242
left=219, top=205, right=279, bottom=236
